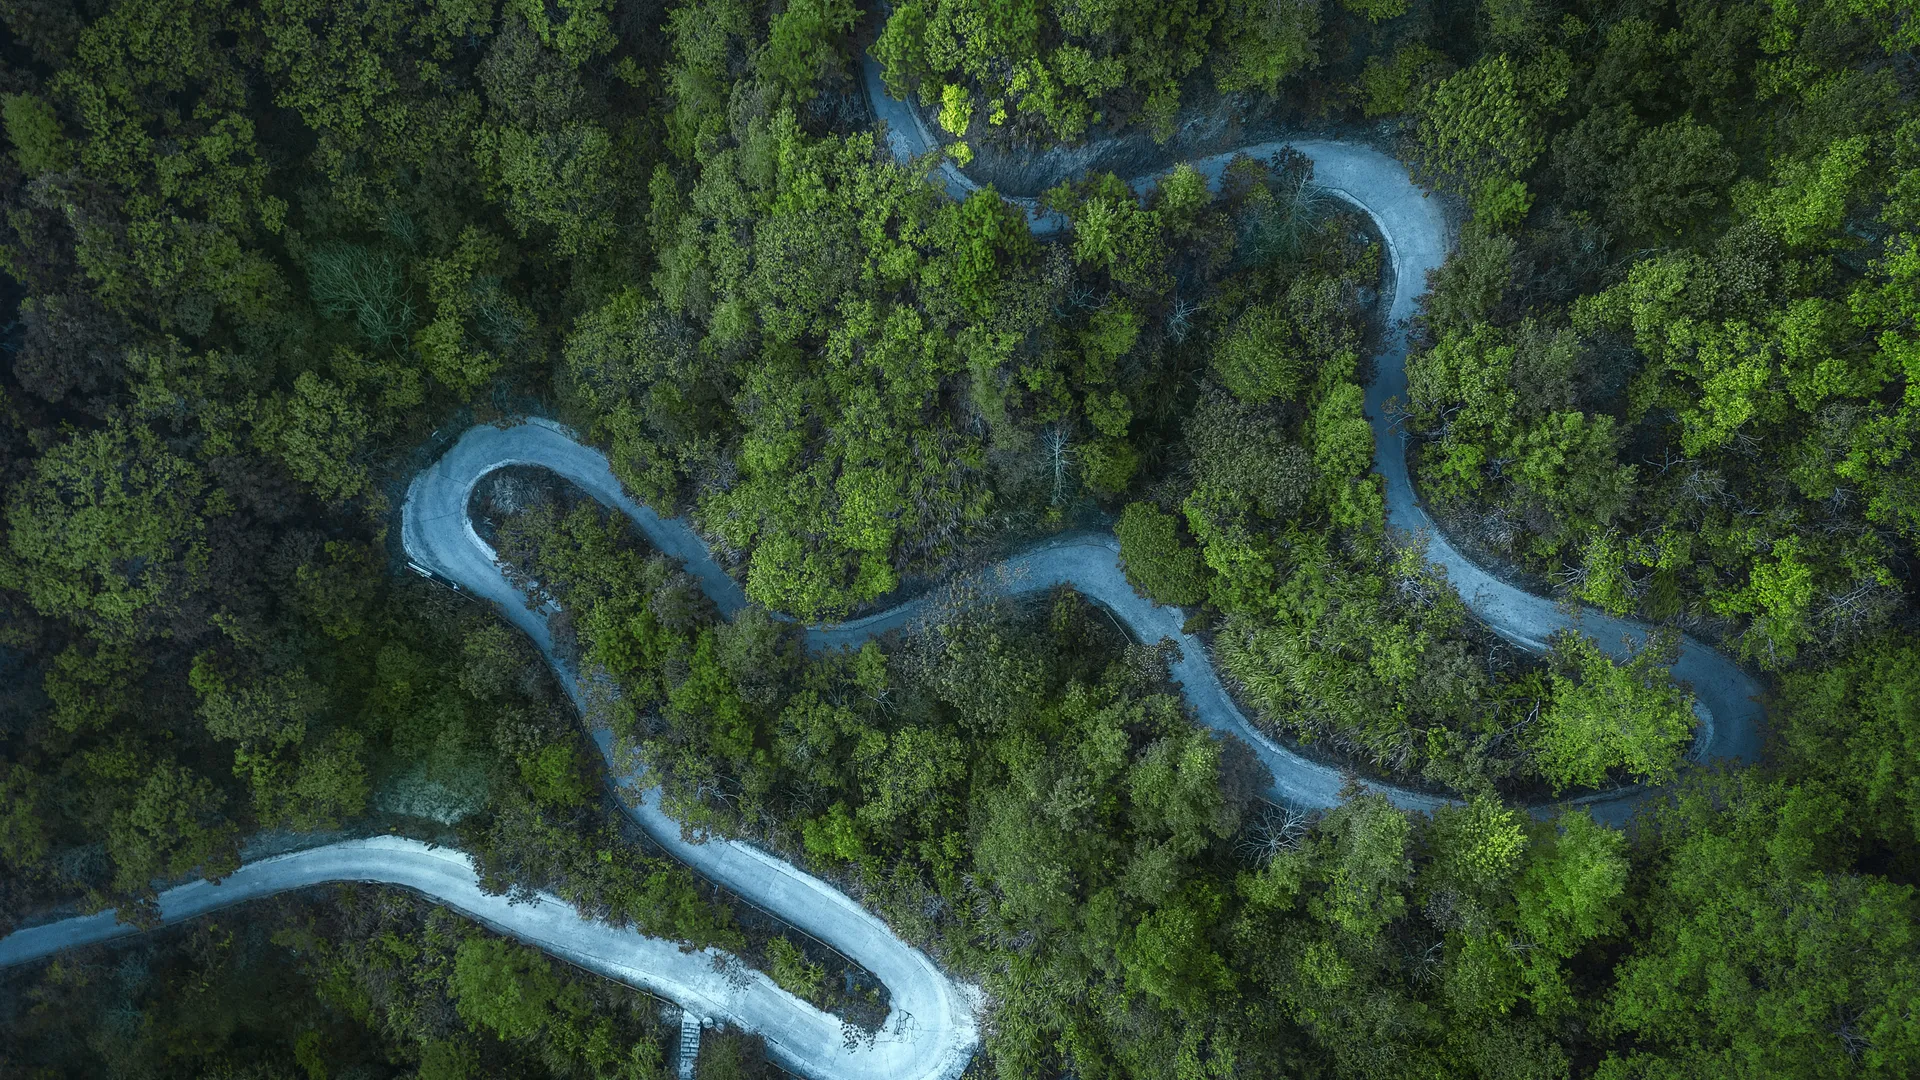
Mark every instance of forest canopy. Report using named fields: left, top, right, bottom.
left=0, top=0, right=1917, bottom=1079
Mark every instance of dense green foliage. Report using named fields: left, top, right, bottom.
left=500, top=501, right=1920, bottom=1077
left=0, top=0, right=624, bottom=922
left=870, top=0, right=1400, bottom=143
left=1532, top=628, right=1696, bottom=791
left=1400, top=0, right=1920, bottom=671
left=0, top=885, right=680, bottom=1079
left=0, top=2, right=1916, bottom=1079
left=1116, top=501, right=1207, bottom=606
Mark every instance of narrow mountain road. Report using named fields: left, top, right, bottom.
left=1, top=55, right=1765, bottom=1080
left=860, top=59, right=1764, bottom=822
left=0, top=836, right=969, bottom=1080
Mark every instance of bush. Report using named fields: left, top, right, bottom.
left=695, top=1026, right=773, bottom=1080
left=765, top=936, right=826, bottom=1004
left=1116, top=503, right=1208, bottom=607
left=1212, top=303, right=1308, bottom=403
left=1532, top=629, right=1696, bottom=792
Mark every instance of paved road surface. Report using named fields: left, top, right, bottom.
left=0, top=836, right=972, bottom=1080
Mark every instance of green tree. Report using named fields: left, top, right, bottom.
left=1118, top=885, right=1235, bottom=1010
left=1311, top=382, right=1383, bottom=531
left=476, top=121, right=619, bottom=257
left=1250, top=794, right=1413, bottom=940
left=1357, top=43, right=1450, bottom=117
left=1342, top=0, right=1406, bottom=19
left=1212, top=302, right=1309, bottom=403
left=663, top=0, right=754, bottom=157
left=450, top=936, right=565, bottom=1042
left=190, top=655, right=325, bottom=747
left=1426, top=795, right=1529, bottom=904
left=801, top=802, right=864, bottom=861
left=1508, top=811, right=1627, bottom=1012
left=240, top=730, right=370, bottom=830
left=562, top=286, right=717, bottom=507
left=255, top=370, right=375, bottom=504
left=419, top=1040, right=480, bottom=1080
left=2, top=422, right=212, bottom=642
left=876, top=0, right=1219, bottom=142
left=519, top=743, right=590, bottom=808
left=855, top=724, right=967, bottom=837
left=1189, top=395, right=1317, bottom=521
left=1115, top=502, right=1208, bottom=606
left=414, top=227, right=532, bottom=395
left=1602, top=782, right=1920, bottom=1077
left=1776, top=633, right=1920, bottom=848
left=1738, top=135, right=1871, bottom=250
left=1711, top=536, right=1819, bottom=665
left=1507, top=410, right=1634, bottom=529
left=0, top=762, right=52, bottom=869
left=42, top=642, right=148, bottom=732
left=1, top=92, right=70, bottom=175
left=1533, top=630, right=1696, bottom=792
left=107, top=760, right=240, bottom=898
left=510, top=0, right=616, bottom=65
left=1617, top=115, right=1737, bottom=239
left=929, top=188, right=1036, bottom=317
left=294, top=540, right=381, bottom=642
left=1212, top=0, right=1320, bottom=95
left=761, top=0, right=858, bottom=101
left=1415, top=56, right=1544, bottom=224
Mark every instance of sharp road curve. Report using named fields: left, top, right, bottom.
left=1, top=61, right=1764, bottom=1079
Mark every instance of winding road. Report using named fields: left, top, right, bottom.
left=0, top=57, right=1764, bottom=1080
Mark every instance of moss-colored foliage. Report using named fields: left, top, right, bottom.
left=1601, top=781, right=1920, bottom=1076
left=763, top=0, right=859, bottom=102
left=641, top=108, right=1010, bottom=619
left=1, top=92, right=70, bottom=175
left=1211, top=302, right=1310, bottom=403
left=1403, top=0, right=1919, bottom=676
left=0, top=762, right=52, bottom=870
left=1414, top=55, right=1544, bottom=224
left=1116, top=503, right=1207, bottom=606
left=1533, top=630, right=1697, bottom=793
left=1212, top=0, right=1321, bottom=95
left=451, top=936, right=567, bottom=1041
left=1777, top=632, right=1920, bottom=850
left=1311, top=381, right=1384, bottom=532
left=105, top=760, right=241, bottom=900
left=764, top=935, right=827, bottom=1004
left=874, top=0, right=1220, bottom=142
left=2, top=423, right=213, bottom=643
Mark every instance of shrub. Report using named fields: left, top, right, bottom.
left=1116, top=503, right=1208, bottom=606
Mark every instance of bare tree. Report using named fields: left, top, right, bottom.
left=306, top=243, right=416, bottom=345
left=1043, top=425, right=1074, bottom=506
left=1166, top=294, right=1200, bottom=343
left=1236, top=800, right=1316, bottom=866
left=1818, top=580, right=1900, bottom=641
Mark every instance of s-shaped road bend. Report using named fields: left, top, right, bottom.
left=861, top=52, right=1763, bottom=816
left=0, top=61, right=1764, bottom=1079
